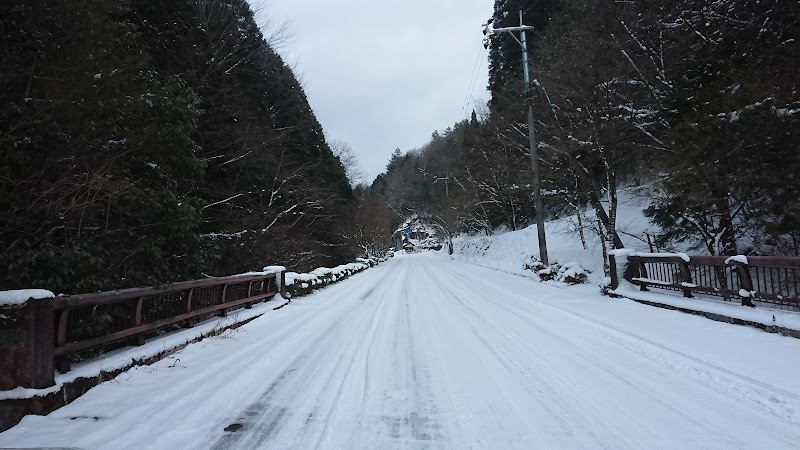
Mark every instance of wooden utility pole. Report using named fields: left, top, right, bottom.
left=483, top=11, right=549, bottom=265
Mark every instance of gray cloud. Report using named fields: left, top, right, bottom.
left=252, top=0, right=492, bottom=181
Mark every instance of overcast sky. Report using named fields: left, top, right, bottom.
left=252, top=1, right=493, bottom=182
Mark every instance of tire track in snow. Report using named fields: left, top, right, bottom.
left=398, top=288, right=443, bottom=443
left=446, top=266, right=800, bottom=423
left=408, top=265, right=560, bottom=447
left=310, top=267, right=403, bottom=449
left=108, top=272, right=389, bottom=449
left=437, top=261, right=800, bottom=447
left=207, top=271, right=395, bottom=449
left=416, top=264, right=634, bottom=448
left=340, top=265, right=445, bottom=448
left=210, top=259, right=416, bottom=449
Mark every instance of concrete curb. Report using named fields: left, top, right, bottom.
left=616, top=295, right=800, bottom=340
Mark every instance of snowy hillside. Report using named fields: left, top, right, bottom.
left=449, top=187, right=659, bottom=283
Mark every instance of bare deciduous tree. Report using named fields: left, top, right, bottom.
left=330, top=139, right=366, bottom=187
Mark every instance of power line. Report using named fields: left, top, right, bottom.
left=460, top=46, right=482, bottom=120
left=460, top=44, right=486, bottom=123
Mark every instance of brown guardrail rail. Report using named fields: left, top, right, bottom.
left=51, top=272, right=285, bottom=372
left=609, top=252, right=800, bottom=311
left=0, top=269, right=286, bottom=394
left=0, top=270, right=287, bottom=433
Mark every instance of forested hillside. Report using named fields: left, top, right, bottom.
left=0, top=0, right=354, bottom=292
left=359, top=0, right=799, bottom=268
left=2, top=0, right=798, bottom=291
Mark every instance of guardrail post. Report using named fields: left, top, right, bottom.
left=133, top=297, right=145, bottom=346
left=734, top=262, right=755, bottom=307
left=637, top=259, right=649, bottom=291
left=245, top=281, right=253, bottom=309
left=678, top=262, right=694, bottom=298
left=220, top=283, right=228, bottom=317
left=609, top=254, right=619, bottom=290
left=184, top=288, right=195, bottom=328
left=55, top=309, right=71, bottom=373
left=0, top=298, right=56, bottom=390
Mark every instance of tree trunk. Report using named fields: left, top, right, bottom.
left=714, top=191, right=738, bottom=256
left=567, top=157, right=623, bottom=250
left=576, top=208, right=587, bottom=250
left=597, top=218, right=610, bottom=276
left=588, top=190, right=624, bottom=249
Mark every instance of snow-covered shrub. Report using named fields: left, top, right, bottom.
left=555, top=262, right=589, bottom=285
left=599, top=277, right=613, bottom=296
left=525, top=258, right=589, bottom=284
left=355, top=257, right=379, bottom=267
left=537, top=265, right=559, bottom=282
left=284, top=259, right=383, bottom=297
left=523, top=259, right=547, bottom=273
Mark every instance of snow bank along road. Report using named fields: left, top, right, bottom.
left=2, top=254, right=800, bottom=449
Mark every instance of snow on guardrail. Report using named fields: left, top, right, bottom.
left=282, top=258, right=382, bottom=297
left=0, top=289, right=55, bottom=307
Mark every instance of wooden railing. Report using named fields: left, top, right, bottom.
left=52, top=272, right=284, bottom=372
left=0, top=270, right=285, bottom=392
left=610, top=252, right=800, bottom=312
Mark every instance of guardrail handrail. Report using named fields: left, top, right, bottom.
left=610, top=252, right=800, bottom=312
left=52, top=271, right=286, bottom=372
left=52, top=273, right=279, bottom=309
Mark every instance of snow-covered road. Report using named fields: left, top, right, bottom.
left=2, top=253, right=800, bottom=449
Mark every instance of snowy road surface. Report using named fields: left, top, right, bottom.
left=2, top=253, right=800, bottom=449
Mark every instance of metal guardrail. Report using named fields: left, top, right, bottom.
left=611, top=253, right=800, bottom=312
left=52, top=272, right=285, bottom=372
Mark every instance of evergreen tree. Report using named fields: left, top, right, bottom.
left=641, top=0, right=800, bottom=255
left=487, top=0, right=559, bottom=103
left=0, top=0, right=356, bottom=292
left=0, top=0, right=209, bottom=292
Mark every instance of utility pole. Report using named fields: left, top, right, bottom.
left=483, top=10, right=549, bottom=265
left=435, top=176, right=450, bottom=198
